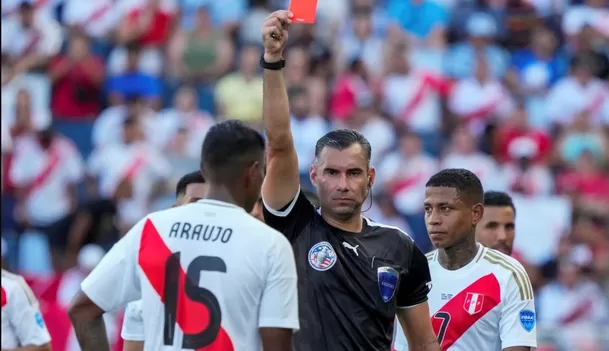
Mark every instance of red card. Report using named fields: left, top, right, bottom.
left=289, top=0, right=318, bottom=24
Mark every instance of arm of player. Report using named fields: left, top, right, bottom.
left=258, top=233, right=299, bottom=351
left=121, top=301, right=144, bottom=351
left=499, top=266, right=537, bottom=351
left=68, top=219, right=144, bottom=351
left=6, top=277, right=51, bottom=351
left=396, top=243, right=440, bottom=351
left=260, top=10, right=301, bottom=212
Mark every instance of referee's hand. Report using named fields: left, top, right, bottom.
left=262, top=10, right=293, bottom=62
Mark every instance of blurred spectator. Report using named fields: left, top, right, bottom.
left=288, top=85, right=329, bottom=181
left=502, top=137, right=554, bottom=196
left=381, top=43, right=448, bottom=155
left=92, top=95, right=158, bottom=147
left=349, top=99, right=396, bottom=167
left=377, top=131, right=438, bottom=248
left=50, top=31, right=105, bottom=157
left=87, top=117, right=170, bottom=233
left=336, top=5, right=386, bottom=78
left=441, top=125, right=502, bottom=190
left=386, top=0, right=448, bottom=42
left=156, top=86, right=214, bottom=160
left=111, top=0, right=175, bottom=77
left=62, top=0, right=117, bottom=56
left=1, top=1, right=62, bottom=108
left=545, top=54, right=609, bottom=130
left=214, top=43, right=263, bottom=127
left=283, top=45, right=310, bottom=88
left=445, top=12, right=510, bottom=79
left=166, top=4, right=233, bottom=112
left=106, top=43, right=162, bottom=108
left=9, top=125, right=84, bottom=271
left=495, top=104, right=553, bottom=163
left=329, top=58, right=373, bottom=122
left=448, top=55, right=515, bottom=136
left=557, top=151, right=609, bottom=213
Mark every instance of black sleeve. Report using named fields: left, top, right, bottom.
left=396, top=243, right=432, bottom=308
left=262, top=188, right=316, bottom=242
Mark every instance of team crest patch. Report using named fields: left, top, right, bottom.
left=377, top=267, right=399, bottom=303
left=463, top=292, right=485, bottom=315
left=34, top=312, right=45, bottom=328
left=519, top=309, right=535, bottom=332
left=308, top=241, right=337, bottom=271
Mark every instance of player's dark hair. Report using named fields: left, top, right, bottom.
left=314, top=129, right=372, bottom=163
left=484, top=191, right=516, bottom=216
left=175, top=171, right=205, bottom=197
left=425, top=168, right=484, bottom=205
left=201, top=120, right=265, bottom=182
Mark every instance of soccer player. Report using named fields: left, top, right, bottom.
left=260, top=10, right=439, bottom=351
left=476, top=191, right=516, bottom=256
left=69, top=120, right=299, bottom=351
left=1, top=269, right=52, bottom=351
left=121, top=171, right=207, bottom=351
left=393, top=169, right=537, bottom=351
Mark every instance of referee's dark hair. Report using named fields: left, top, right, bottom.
left=315, top=129, right=372, bottom=164
left=484, top=191, right=516, bottom=216
left=426, top=168, right=484, bottom=205
left=201, top=120, right=265, bottom=182
left=175, top=172, right=205, bottom=198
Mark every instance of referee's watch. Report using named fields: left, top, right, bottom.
left=260, top=54, right=285, bottom=71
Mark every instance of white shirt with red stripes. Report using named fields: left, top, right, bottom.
left=1, top=269, right=51, bottom=349
left=393, top=245, right=537, bottom=351
left=382, top=71, right=444, bottom=134
left=63, top=0, right=120, bottom=39
left=448, top=78, right=514, bottom=136
left=545, top=76, right=609, bottom=126
left=9, top=135, right=84, bottom=226
left=0, top=15, right=62, bottom=59
left=87, top=141, right=170, bottom=227
left=81, top=200, right=299, bottom=350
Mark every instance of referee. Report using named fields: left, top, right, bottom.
left=260, top=11, right=440, bottom=351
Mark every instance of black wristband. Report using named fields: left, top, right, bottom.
left=260, top=54, right=285, bottom=70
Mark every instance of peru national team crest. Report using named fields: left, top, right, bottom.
left=377, top=267, right=399, bottom=303
left=463, top=292, right=485, bottom=315
left=308, top=241, right=337, bottom=271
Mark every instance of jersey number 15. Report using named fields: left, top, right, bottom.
left=163, top=252, right=226, bottom=349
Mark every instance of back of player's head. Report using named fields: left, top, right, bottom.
left=426, top=168, right=484, bottom=205
left=314, top=129, right=372, bottom=164
left=201, top=120, right=265, bottom=183
left=175, top=171, right=205, bottom=198
left=483, top=191, right=516, bottom=216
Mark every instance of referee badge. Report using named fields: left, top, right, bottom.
left=377, top=267, right=399, bottom=303
left=308, top=241, right=337, bottom=271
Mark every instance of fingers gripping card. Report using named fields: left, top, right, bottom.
left=289, top=0, right=318, bottom=24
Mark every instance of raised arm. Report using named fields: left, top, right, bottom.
left=260, top=11, right=300, bottom=211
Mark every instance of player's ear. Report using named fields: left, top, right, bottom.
left=367, top=167, right=376, bottom=189
left=471, top=202, right=484, bottom=226
left=309, top=164, right=318, bottom=187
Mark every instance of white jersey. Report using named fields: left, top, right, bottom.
left=393, top=245, right=537, bottom=351
left=122, top=300, right=144, bottom=341
left=1, top=270, right=51, bottom=349
left=81, top=199, right=299, bottom=351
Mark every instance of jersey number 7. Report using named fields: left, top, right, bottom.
left=433, top=311, right=451, bottom=345
left=163, top=252, right=226, bottom=349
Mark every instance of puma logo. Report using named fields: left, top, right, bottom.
left=342, top=242, right=359, bottom=256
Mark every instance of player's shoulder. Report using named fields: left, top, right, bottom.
left=480, top=247, right=534, bottom=300
left=364, top=217, right=414, bottom=246
left=1, top=269, right=36, bottom=303
left=1, top=269, right=27, bottom=289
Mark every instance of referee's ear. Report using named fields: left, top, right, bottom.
left=367, top=167, right=376, bottom=189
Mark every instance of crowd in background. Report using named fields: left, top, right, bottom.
left=1, top=0, right=609, bottom=350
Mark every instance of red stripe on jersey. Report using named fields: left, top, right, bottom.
left=432, top=273, right=501, bottom=350
left=138, top=219, right=234, bottom=350
left=1, top=287, right=6, bottom=307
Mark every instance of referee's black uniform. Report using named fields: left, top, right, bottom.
left=263, top=189, right=432, bottom=351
